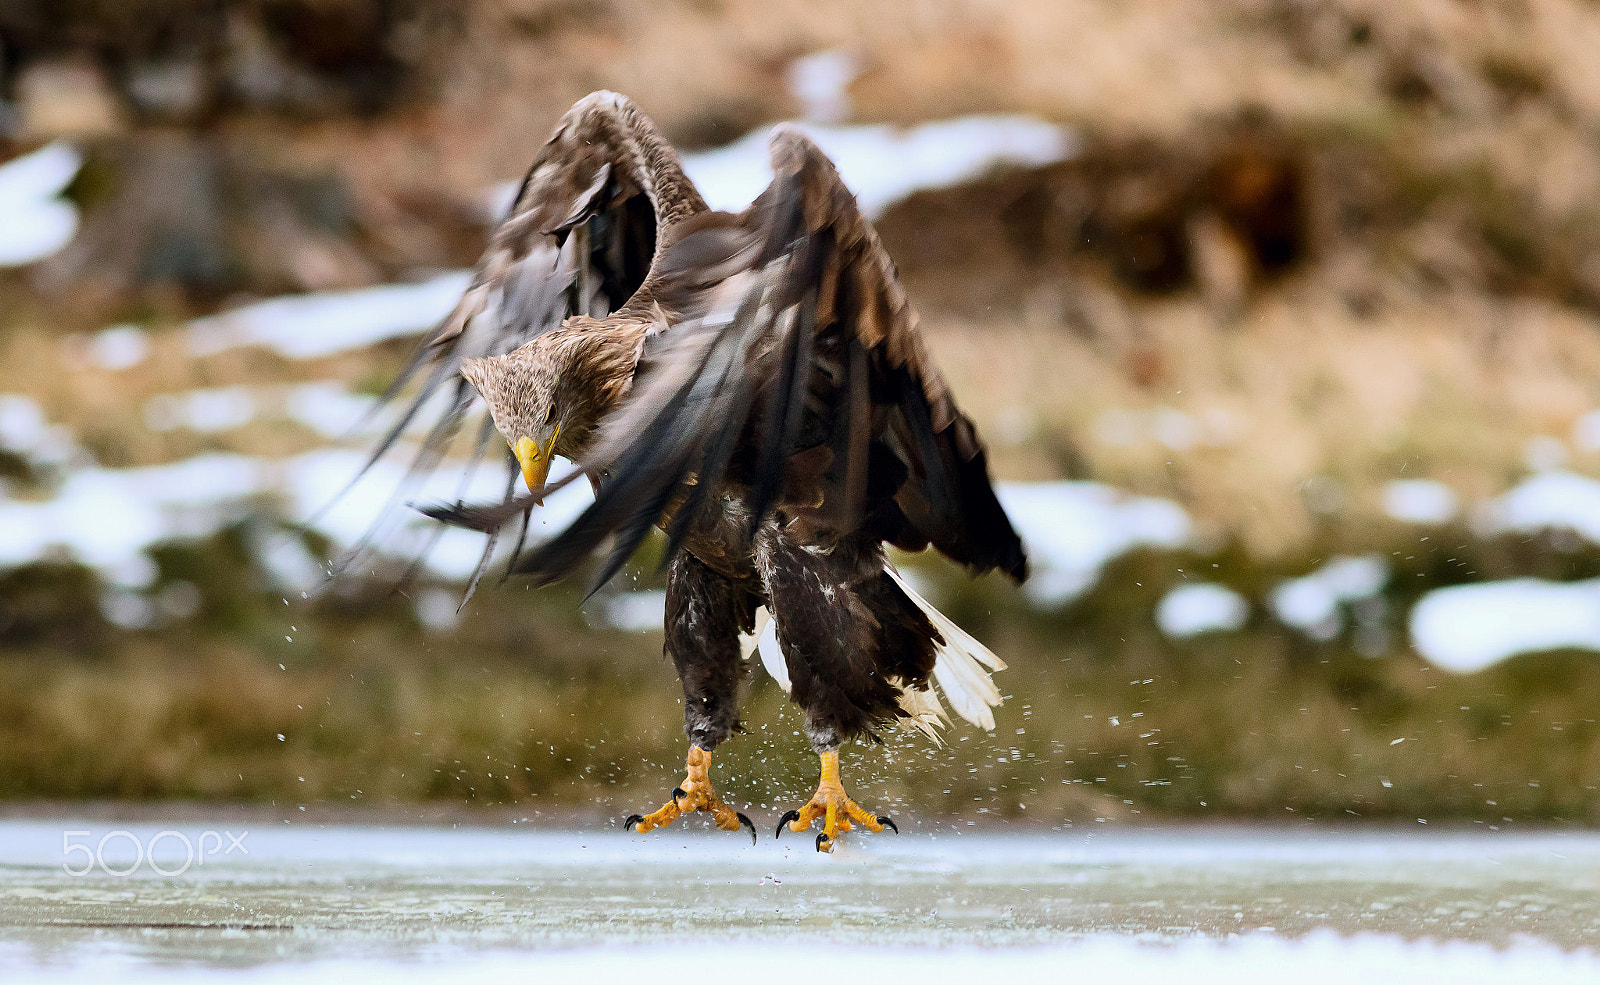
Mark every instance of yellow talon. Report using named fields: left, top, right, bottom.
left=778, top=750, right=896, bottom=852
left=623, top=746, right=755, bottom=843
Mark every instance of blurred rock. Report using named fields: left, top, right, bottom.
left=36, top=135, right=233, bottom=300
left=223, top=15, right=332, bottom=114
left=1188, top=213, right=1251, bottom=323
left=15, top=60, right=125, bottom=140
left=125, top=59, right=210, bottom=121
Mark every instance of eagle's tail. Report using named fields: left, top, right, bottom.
left=883, top=563, right=1007, bottom=736
left=742, top=565, right=1007, bottom=741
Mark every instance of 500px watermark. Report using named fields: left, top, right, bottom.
left=61, top=829, right=248, bottom=876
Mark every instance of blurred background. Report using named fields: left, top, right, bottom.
left=2, top=0, right=1600, bottom=829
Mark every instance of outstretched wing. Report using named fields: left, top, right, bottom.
left=337, top=93, right=698, bottom=585
left=426, top=127, right=1026, bottom=594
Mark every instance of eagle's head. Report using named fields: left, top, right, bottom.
left=459, top=319, right=637, bottom=499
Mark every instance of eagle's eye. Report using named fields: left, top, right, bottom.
left=543, top=406, right=556, bottom=425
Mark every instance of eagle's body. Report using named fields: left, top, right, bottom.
left=375, top=92, right=1026, bottom=850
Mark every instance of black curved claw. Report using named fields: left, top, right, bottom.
left=815, top=832, right=831, bottom=853
left=736, top=811, right=757, bottom=845
left=623, top=814, right=644, bottom=832
left=775, top=809, right=801, bottom=839
left=877, top=815, right=899, bottom=834
left=671, top=786, right=686, bottom=809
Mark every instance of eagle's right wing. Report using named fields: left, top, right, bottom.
left=340, top=92, right=701, bottom=590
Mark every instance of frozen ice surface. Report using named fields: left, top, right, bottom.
left=0, top=142, right=82, bottom=267
left=5, top=937, right=1600, bottom=985
left=1410, top=577, right=1600, bottom=673
left=1156, top=582, right=1249, bottom=637
left=996, top=482, right=1192, bottom=606
left=1, top=823, right=1599, bottom=979
left=1383, top=479, right=1458, bottom=524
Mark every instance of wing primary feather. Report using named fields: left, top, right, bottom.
left=459, top=445, right=521, bottom=610
left=492, top=321, right=724, bottom=585
left=895, top=372, right=956, bottom=523
left=334, top=381, right=475, bottom=571
left=310, top=354, right=461, bottom=534
left=549, top=162, right=612, bottom=235
left=747, top=282, right=816, bottom=533
left=575, top=317, right=752, bottom=589
left=499, top=499, right=534, bottom=586
left=841, top=335, right=871, bottom=525
left=662, top=291, right=766, bottom=559
left=582, top=476, right=683, bottom=600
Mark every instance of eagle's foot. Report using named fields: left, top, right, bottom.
left=622, top=745, right=755, bottom=843
left=776, top=750, right=897, bottom=853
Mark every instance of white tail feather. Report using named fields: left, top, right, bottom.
left=747, top=570, right=1007, bottom=737
left=885, top=563, right=1007, bottom=733
left=750, top=607, right=791, bottom=693
left=896, top=681, right=948, bottom=742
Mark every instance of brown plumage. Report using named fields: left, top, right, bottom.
left=371, top=92, right=1027, bottom=850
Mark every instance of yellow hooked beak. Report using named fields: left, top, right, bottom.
left=514, top=426, right=558, bottom=503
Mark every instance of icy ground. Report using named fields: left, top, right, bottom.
left=1, top=823, right=1598, bottom=981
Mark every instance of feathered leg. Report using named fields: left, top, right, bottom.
left=754, top=529, right=908, bottom=852
left=623, top=552, right=758, bottom=843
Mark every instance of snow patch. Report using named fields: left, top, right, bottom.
left=1411, top=577, right=1600, bottom=673
left=1157, top=583, right=1249, bottom=637
left=488, top=114, right=1077, bottom=222
left=87, top=325, right=151, bottom=370
left=1383, top=479, right=1458, bottom=524
left=685, top=116, right=1077, bottom=218
left=1523, top=435, right=1568, bottom=473
left=1480, top=469, right=1600, bottom=543
left=0, top=393, right=49, bottom=453
left=0, top=446, right=598, bottom=584
left=144, top=386, right=258, bottom=433
left=1571, top=409, right=1600, bottom=452
left=0, top=142, right=82, bottom=266
left=185, top=271, right=472, bottom=360
left=997, top=481, right=1192, bottom=606
left=602, top=590, right=667, bottom=632
left=1271, top=555, right=1389, bottom=641
left=284, top=381, right=379, bottom=439
left=787, top=49, right=861, bottom=123
left=415, top=587, right=463, bottom=632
